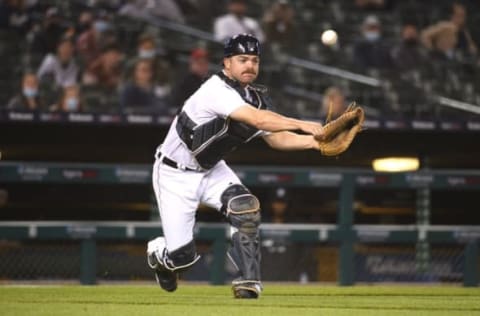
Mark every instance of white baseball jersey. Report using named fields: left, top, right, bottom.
left=153, top=72, right=264, bottom=251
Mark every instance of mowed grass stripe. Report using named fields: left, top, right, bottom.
left=1, top=285, right=479, bottom=316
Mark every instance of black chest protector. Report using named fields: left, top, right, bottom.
left=176, top=72, right=271, bottom=170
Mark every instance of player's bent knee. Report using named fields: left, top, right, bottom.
left=221, top=184, right=261, bottom=233
left=164, top=240, right=200, bottom=272
left=221, top=184, right=260, bottom=216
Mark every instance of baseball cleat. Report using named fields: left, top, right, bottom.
left=232, top=281, right=262, bottom=299
left=147, top=237, right=178, bottom=292
left=153, top=264, right=177, bottom=292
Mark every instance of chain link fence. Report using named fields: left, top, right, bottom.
left=0, top=238, right=477, bottom=284
left=0, top=240, right=81, bottom=281
left=354, top=243, right=465, bottom=283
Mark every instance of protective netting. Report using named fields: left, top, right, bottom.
left=354, top=243, right=465, bottom=283
left=0, top=239, right=476, bottom=284
left=0, top=240, right=81, bottom=281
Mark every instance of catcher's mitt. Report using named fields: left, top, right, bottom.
left=316, top=102, right=365, bottom=156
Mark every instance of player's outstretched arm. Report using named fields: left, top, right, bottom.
left=229, top=104, right=324, bottom=138
left=263, top=131, right=320, bottom=151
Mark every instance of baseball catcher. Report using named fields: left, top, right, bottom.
left=146, top=33, right=363, bottom=299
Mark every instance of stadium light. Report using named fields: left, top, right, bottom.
left=372, top=157, right=420, bottom=172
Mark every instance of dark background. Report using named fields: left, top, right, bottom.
left=2, top=122, right=479, bottom=168
left=1, top=122, right=479, bottom=225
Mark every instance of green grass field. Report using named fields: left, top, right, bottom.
left=1, top=284, right=479, bottom=315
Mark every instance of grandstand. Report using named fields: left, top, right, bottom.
left=0, top=0, right=479, bottom=287
left=1, top=0, right=479, bottom=119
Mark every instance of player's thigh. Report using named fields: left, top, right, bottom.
left=199, top=161, right=243, bottom=210
left=153, top=161, right=202, bottom=251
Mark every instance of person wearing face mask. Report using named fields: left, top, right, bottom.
left=135, top=33, right=167, bottom=60
left=119, top=59, right=169, bottom=114
left=391, top=23, right=427, bottom=72
left=138, top=47, right=155, bottom=59
left=214, top=0, right=265, bottom=43
left=124, top=33, right=172, bottom=88
left=50, top=85, right=83, bottom=112
left=7, top=72, right=45, bottom=110
left=352, top=15, right=393, bottom=72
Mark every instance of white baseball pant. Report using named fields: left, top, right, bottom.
left=152, top=156, right=241, bottom=252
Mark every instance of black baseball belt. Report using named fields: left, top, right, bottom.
left=156, top=152, right=200, bottom=172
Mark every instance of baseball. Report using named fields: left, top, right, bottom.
left=321, top=29, right=338, bottom=46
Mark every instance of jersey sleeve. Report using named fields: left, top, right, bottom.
left=206, top=82, right=247, bottom=118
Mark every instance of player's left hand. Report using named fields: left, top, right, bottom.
left=299, top=121, right=325, bottom=139
left=315, top=102, right=365, bottom=156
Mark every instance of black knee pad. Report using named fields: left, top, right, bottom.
left=164, top=240, right=200, bottom=272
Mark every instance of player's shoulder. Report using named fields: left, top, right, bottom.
left=244, top=16, right=259, bottom=24
left=203, top=74, right=236, bottom=92
left=215, top=13, right=235, bottom=23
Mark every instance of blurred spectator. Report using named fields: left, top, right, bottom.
left=391, top=23, right=427, bottom=72
left=122, top=33, right=172, bottom=107
left=131, top=33, right=171, bottom=86
left=420, top=21, right=458, bottom=62
left=421, top=2, right=477, bottom=62
left=118, top=0, right=185, bottom=23
left=0, top=0, right=33, bottom=82
left=261, top=187, right=317, bottom=282
left=76, top=11, right=116, bottom=66
left=320, top=86, right=347, bottom=120
left=27, top=7, right=71, bottom=62
left=119, top=59, right=169, bottom=114
left=263, top=187, right=292, bottom=223
left=171, top=48, right=210, bottom=109
left=7, top=72, right=44, bottom=110
left=450, top=2, right=477, bottom=58
left=136, top=33, right=159, bottom=59
left=37, top=37, right=79, bottom=89
left=50, top=85, right=83, bottom=112
left=83, top=43, right=123, bottom=90
left=76, top=10, right=95, bottom=35
left=262, top=0, right=297, bottom=53
left=420, top=14, right=466, bottom=105
left=214, top=0, right=265, bottom=43
left=0, top=0, right=32, bottom=34
left=352, top=15, right=393, bottom=72
left=268, top=188, right=289, bottom=223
